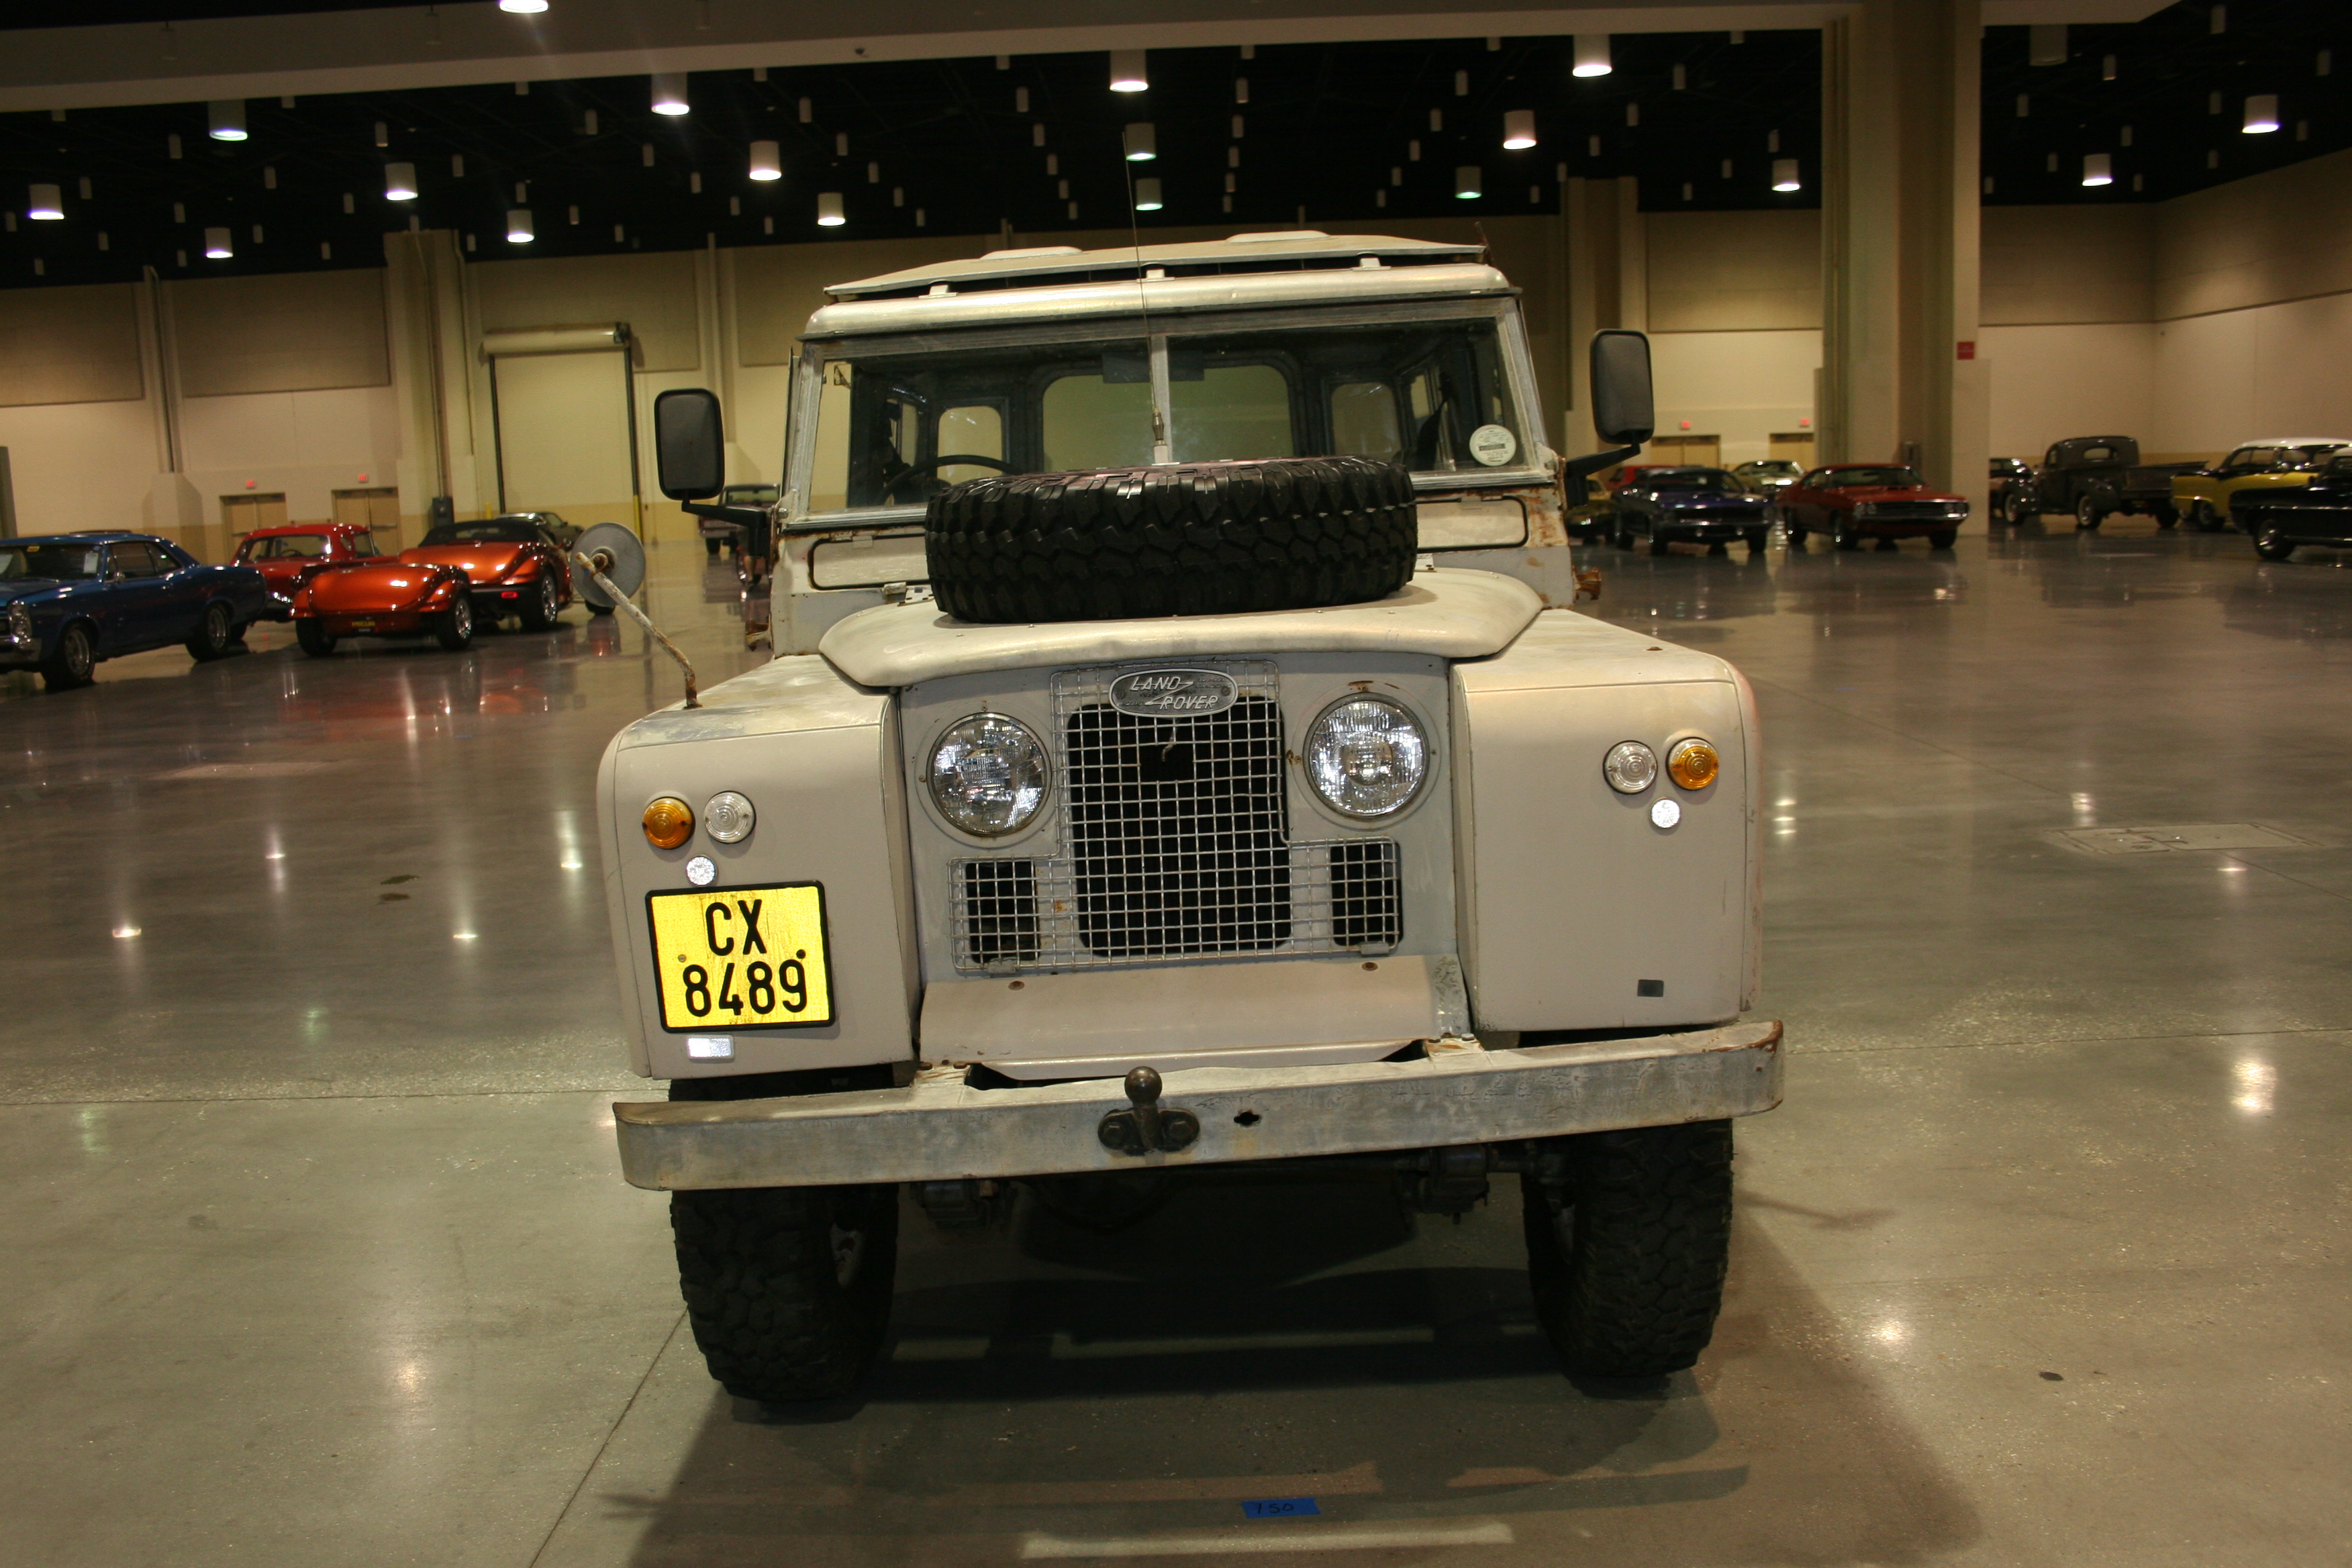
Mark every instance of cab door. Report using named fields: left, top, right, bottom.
left=94, top=541, right=173, bottom=652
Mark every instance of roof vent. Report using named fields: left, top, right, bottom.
left=1226, top=230, right=1330, bottom=243
left=981, top=244, right=1083, bottom=258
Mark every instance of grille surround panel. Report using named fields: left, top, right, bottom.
left=947, top=660, right=1404, bottom=974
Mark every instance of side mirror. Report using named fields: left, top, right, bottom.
left=654, top=388, right=726, bottom=501
left=1589, top=330, right=1655, bottom=447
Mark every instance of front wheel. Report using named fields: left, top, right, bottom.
left=1832, top=517, right=1861, bottom=550
left=520, top=573, right=560, bottom=631
left=1927, top=528, right=1958, bottom=550
left=2192, top=501, right=2226, bottom=534
left=1523, top=1120, right=1734, bottom=1379
left=185, top=600, right=236, bottom=661
left=295, top=619, right=337, bottom=657
left=1744, top=529, right=1769, bottom=553
left=672, top=1184, right=901, bottom=1403
left=2075, top=495, right=2104, bottom=530
left=704, top=536, right=722, bottom=557
left=40, top=622, right=96, bottom=690
left=1649, top=533, right=1672, bottom=557
left=1786, top=526, right=1808, bottom=547
left=2155, top=505, right=2179, bottom=530
left=2004, top=491, right=2032, bottom=525
left=432, top=595, right=475, bottom=650
left=2253, top=528, right=2296, bottom=562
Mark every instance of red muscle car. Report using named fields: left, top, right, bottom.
left=404, top=516, right=575, bottom=629
left=291, top=558, right=475, bottom=655
left=232, top=524, right=383, bottom=620
left=1779, top=463, right=1971, bottom=550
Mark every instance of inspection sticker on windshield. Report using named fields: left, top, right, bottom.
left=1242, top=1498, right=1320, bottom=1519
left=1469, top=424, right=1518, bottom=467
left=646, top=882, right=833, bottom=1030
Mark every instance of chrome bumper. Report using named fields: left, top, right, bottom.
left=613, top=1019, right=1782, bottom=1191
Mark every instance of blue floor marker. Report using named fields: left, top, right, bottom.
left=1242, top=1498, right=1321, bottom=1519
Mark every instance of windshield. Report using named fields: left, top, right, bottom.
left=239, top=534, right=329, bottom=560
left=1747, top=462, right=1799, bottom=475
left=803, top=315, right=1527, bottom=516
left=0, top=543, right=102, bottom=581
left=1649, top=469, right=1738, bottom=490
left=1824, top=467, right=1922, bottom=489
left=422, top=522, right=540, bottom=545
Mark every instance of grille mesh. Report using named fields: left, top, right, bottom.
left=947, top=660, right=1404, bottom=973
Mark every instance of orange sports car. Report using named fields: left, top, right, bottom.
left=403, top=516, right=575, bottom=629
left=292, top=556, right=475, bottom=655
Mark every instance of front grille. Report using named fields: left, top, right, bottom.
left=1863, top=501, right=1953, bottom=521
left=946, top=660, right=1404, bottom=973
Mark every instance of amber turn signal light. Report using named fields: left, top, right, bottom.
left=642, top=796, right=694, bottom=849
left=1667, top=738, right=1719, bottom=791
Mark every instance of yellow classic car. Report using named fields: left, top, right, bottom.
left=1565, top=473, right=1616, bottom=540
left=2173, top=438, right=2349, bottom=533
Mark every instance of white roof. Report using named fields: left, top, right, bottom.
left=824, top=230, right=1485, bottom=300
left=2233, top=438, right=2351, bottom=448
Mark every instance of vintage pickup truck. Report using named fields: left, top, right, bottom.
left=2003, top=435, right=2196, bottom=529
left=593, top=233, right=1781, bottom=1405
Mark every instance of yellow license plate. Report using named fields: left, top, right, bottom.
left=646, top=883, right=833, bottom=1031
left=350, top=619, right=376, bottom=631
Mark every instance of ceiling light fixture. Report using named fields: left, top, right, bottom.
left=651, top=73, right=689, bottom=115
left=204, top=226, right=233, bottom=258
left=384, top=162, right=418, bottom=201
left=1134, top=177, right=1163, bottom=211
left=1455, top=165, right=1482, bottom=199
left=1572, top=34, right=1612, bottom=78
left=816, top=191, right=844, bottom=226
left=1110, top=49, right=1148, bottom=92
left=1124, top=122, right=1157, bottom=161
left=208, top=100, right=247, bottom=141
left=26, top=184, right=62, bottom=219
left=1772, top=158, right=1802, bottom=191
left=507, top=207, right=534, bottom=242
left=2242, top=93, right=2279, bottom=134
left=2081, top=152, right=2113, bottom=186
left=748, top=139, right=781, bottom=181
left=1503, top=110, right=1537, bottom=150
left=497, top=0, right=548, bottom=11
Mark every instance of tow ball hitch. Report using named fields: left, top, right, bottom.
left=1097, top=1067, right=1200, bottom=1157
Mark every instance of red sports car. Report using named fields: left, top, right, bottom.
left=233, top=523, right=383, bottom=620
left=405, top=516, right=575, bottom=629
left=292, top=558, right=475, bottom=655
left=1779, top=463, right=1971, bottom=550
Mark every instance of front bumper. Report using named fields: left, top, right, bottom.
left=614, top=1018, right=1782, bottom=1190
left=1653, top=513, right=1768, bottom=540
left=1849, top=515, right=1965, bottom=536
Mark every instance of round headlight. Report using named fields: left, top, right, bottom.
left=928, top=714, right=1048, bottom=837
left=642, top=795, right=693, bottom=850
left=1604, top=740, right=1657, bottom=794
left=1304, top=696, right=1430, bottom=818
left=1666, top=738, right=1719, bottom=791
left=703, top=791, right=755, bottom=843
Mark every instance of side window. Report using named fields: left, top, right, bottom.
left=351, top=532, right=379, bottom=556
left=934, top=405, right=1006, bottom=485
left=2045, top=446, right=2061, bottom=467
left=2080, top=445, right=2114, bottom=464
left=107, top=542, right=164, bottom=579
left=2221, top=448, right=2259, bottom=473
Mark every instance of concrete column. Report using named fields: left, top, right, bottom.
left=1821, top=0, right=1986, bottom=516
left=384, top=229, right=479, bottom=542
left=1563, top=176, right=1644, bottom=455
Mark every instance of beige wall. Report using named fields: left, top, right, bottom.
left=1647, top=211, right=1822, bottom=332
left=172, top=270, right=389, bottom=396
left=0, top=283, right=144, bottom=407
left=473, top=250, right=702, bottom=373
left=2157, top=146, right=2352, bottom=322
left=1651, top=330, right=1823, bottom=471
left=1981, top=207, right=2153, bottom=325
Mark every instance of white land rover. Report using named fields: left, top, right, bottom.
left=595, top=232, right=1780, bottom=1404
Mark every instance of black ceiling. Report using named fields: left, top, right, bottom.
left=0, top=0, right=2342, bottom=291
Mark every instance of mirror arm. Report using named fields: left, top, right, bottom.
left=571, top=548, right=700, bottom=709
left=1562, top=443, right=1645, bottom=482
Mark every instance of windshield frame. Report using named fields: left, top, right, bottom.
left=782, top=295, right=1549, bottom=530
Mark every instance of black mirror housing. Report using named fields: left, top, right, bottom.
left=1590, top=330, right=1655, bottom=447
left=654, top=388, right=726, bottom=501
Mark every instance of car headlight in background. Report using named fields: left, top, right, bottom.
left=6, top=603, right=29, bottom=641
left=1853, top=503, right=1877, bottom=518
left=1945, top=501, right=1970, bottom=518
left=929, top=714, right=1048, bottom=836
left=703, top=791, right=755, bottom=843
left=1604, top=740, right=1658, bottom=793
left=1304, top=696, right=1431, bottom=818
left=1667, top=737, right=1720, bottom=790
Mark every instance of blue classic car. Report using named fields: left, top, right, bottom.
left=0, top=532, right=273, bottom=690
left=1611, top=467, right=1775, bottom=556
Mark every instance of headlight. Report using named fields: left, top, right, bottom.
left=1853, top=503, right=1877, bottom=518
left=1604, top=740, right=1657, bottom=793
left=1667, top=738, right=1719, bottom=791
left=1304, top=696, right=1430, bottom=818
left=7, top=603, right=28, bottom=638
left=1946, top=501, right=1970, bottom=518
left=703, top=791, right=755, bottom=844
left=928, top=714, right=1048, bottom=836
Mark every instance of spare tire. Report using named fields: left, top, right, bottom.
left=925, top=456, right=1417, bottom=624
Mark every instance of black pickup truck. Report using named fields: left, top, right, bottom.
left=2003, top=436, right=2201, bottom=529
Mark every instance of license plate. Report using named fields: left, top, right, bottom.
left=646, top=883, right=833, bottom=1031
left=350, top=619, right=376, bottom=631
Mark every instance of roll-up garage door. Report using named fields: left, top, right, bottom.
left=485, top=325, right=640, bottom=532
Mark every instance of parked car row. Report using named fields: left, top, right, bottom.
left=1993, top=436, right=2349, bottom=534
left=3, top=512, right=602, bottom=692
left=2237, top=450, right=2352, bottom=560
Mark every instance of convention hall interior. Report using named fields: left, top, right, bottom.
left=3, top=0, right=2349, bottom=1563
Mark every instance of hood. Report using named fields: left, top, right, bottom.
left=298, top=560, right=456, bottom=613
left=403, top=543, right=532, bottom=580
left=0, top=579, right=68, bottom=605
left=1840, top=485, right=1964, bottom=504
left=1653, top=487, right=1765, bottom=506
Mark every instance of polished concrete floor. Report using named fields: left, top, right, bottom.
left=5, top=519, right=2349, bottom=1566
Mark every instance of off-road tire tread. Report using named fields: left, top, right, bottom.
left=671, top=1183, right=899, bottom=1403
left=1523, top=1120, right=1734, bottom=1378
left=924, top=456, right=1416, bottom=624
